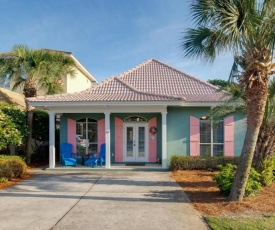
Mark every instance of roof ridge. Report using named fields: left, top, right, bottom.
left=115, top=77, right=185, bottom=101
left=150, top=59, right=221, bottom=91
left=116, top=58, right=154, bottom=79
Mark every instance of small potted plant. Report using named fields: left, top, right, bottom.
left=77, top=145, right=85, bottom=156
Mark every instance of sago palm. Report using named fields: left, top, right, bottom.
left=182, top=0, right=275, bottom=201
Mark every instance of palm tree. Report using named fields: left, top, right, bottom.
left=211, top=79, right=275, bottom=170
left=182, top=0, right=275, bottom=201
left=0, top=45, right=76, bottom=163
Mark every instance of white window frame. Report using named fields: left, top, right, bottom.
left=76, top=118, right=98, bottom=155
left=200, top=119, right=224, bottom=157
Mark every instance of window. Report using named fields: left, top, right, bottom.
left=124, top=116, right=147, bottom=122
left=200, top=117, right=224, bottom=157
left=76, top=118, right=98, bottom=155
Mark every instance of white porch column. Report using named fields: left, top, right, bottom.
left=49, top=112, right=55, bottom=168
left=161, top=111, right=167, bottom=169
left=105, top=112, right=111, bottom=168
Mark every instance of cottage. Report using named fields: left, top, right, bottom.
left=27, top=59, right=246, bottom=169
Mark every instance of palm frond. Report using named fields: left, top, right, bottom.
left=182, top=27, right=230, bottom=62
left=0, top=45, right=77, bottom=96
left=211, top=82, right=246, bottom=122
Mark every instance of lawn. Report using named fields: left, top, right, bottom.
left=206, top=214, right=275, bottom=230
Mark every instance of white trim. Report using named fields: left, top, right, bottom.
left=161, top=111, right=167, bottom=169
left=123, top=122, right=148, bottom=162
left=70, top=55, right=97, bottom=83
left=27, top=100, right=223, bottom=108
left=41, top=105, right=168, bottom=114
left=199, top=119, right=224, bottom=156
left=27, top=101, right=182, bottom=108
left=49, top=112, right=55, bottom=168
left=105, top=112, right=111, bottom=168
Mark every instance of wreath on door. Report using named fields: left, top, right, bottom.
left=149, top=126, right=157, bottom=135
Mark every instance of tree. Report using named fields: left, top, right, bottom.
left=207, top=79, right=231, bottom=89
left=182, top=1, right=275, bottom=201
left=0, top=45, right=76, bottom=163
left=211, top=79, right=275, bottom=169
left=0, top=102, right=29, bottom=151
left=31, top=110, right=49, bottom=163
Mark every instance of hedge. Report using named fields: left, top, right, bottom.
left=169, top=155, right=239, bottom=171
left=0, top=155, right=27, bottom=181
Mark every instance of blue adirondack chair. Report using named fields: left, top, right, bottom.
left=60, top=143, right=77, bottom=167
left=84, top=143, right=105, bottom=167
left=98, top=143, right=106, bottom=167
left=84, top=153, right=98, bottom=167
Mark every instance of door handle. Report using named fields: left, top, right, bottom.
left=133, top=140, right=135, bottom=146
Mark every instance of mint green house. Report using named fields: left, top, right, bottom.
left=27, top=59, right=246, bottom=169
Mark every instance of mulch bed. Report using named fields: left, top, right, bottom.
left=0, top=173, right=32, bottom=190
left=171, top=170, right=275, bottom=217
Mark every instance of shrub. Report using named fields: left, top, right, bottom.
left=245, top=168, right=262, bottom=196
left=0, top=156, right=27, bottom=180
left=32, top=110, right=49, bottom=142
left=213, top=164, right=262, bottom=197
left=213, top=164, right=237, bottom=196
left=0, top=158, right=13, bottom=180
left=0, top=102, right=29, bottom=151
left=31, top=110, right=50, bottom=164
left=7, top=157, right=27, bottom=178
left=0, top=177, right=8, bottom=183
left=258, top=157, right=275, bottom=186
left=169, top=155, right=239, bottom=171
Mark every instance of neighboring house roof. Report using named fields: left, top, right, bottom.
left=26, top=59, right=227, bottom=104
left=0, top=87, right=27, bottom=110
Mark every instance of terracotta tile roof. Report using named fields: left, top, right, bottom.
left=27, top=59, right=226, bottom=103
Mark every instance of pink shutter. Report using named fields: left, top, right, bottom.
left=67, top=118, right=76, bottom=153
left=97, top=118, right=105, bottom=153
left=224, top=116, right=234, bottom=157
left=190, top=116, right=200, bottom=156
left=115, top=117, right=123, bottom=162
left=148, top=117, right=157, bottom=162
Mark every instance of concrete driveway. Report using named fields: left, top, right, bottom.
left=0, top=170, right=208, bottom=230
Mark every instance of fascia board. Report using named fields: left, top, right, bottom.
left=179, top=102, right=224, bottom=107
left=28, top=101, right=224, bottom=109
left=42, top=105, right=168, bottom=114
left=27, top=100, right=182, bottom=107
left=70, top=55, right=97, bottom=83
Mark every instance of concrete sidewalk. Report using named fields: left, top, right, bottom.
left=0, top=169, right=208, bottom=230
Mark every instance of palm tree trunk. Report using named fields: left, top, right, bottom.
left=25, top=109, right=33, bottom=164
left=253, top=124, right=275, bottom=169
left=24, top=82, right=36, bottom=165
left=228, top=80, right=268, bottom=201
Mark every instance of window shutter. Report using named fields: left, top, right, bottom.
left=115, top=117, right=123, bottom=162
left=67, top=118, right=76, bottom=153
left=97, top=118, right=105, bottom=153
left=190, top=116, right=200, bottom=156
left=148, top=117, right=157, bottom=162
left=224, top=116, right=234, bottom=157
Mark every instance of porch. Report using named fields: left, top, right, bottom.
left=48, top=105, right=169, bottom=169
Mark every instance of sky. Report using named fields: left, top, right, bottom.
left=0, top=0, right=234, bottom=83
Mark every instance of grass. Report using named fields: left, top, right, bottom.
left=206, top=214, right=275, bottom=230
